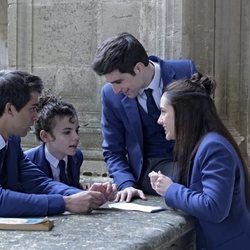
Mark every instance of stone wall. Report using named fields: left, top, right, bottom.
left=0, top=0, right=250, bottom=164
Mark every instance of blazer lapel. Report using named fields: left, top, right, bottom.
left=149, top=55, right=176, bottom=85
left=161, top=63, right=175, bottom=86
left=36, top=145, right=53, bottom=178
left=67, top=156, right=78, bottom=186
left=122, top=96, right=143, bottom=151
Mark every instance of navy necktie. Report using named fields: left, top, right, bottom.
left=58, top=160, right=69, bottom=185
left=0, top=146, right=7, bottom=186
left=0, top=146, right=7, bottom=173
left=144, top=88, right=160, bottom=120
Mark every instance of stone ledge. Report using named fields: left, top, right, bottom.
left=0, top=196, right=195, bottom=250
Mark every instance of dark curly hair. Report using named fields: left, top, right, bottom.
left=34, top=94, right=77, bottom=141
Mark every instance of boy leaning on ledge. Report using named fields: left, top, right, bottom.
left=25, top=94, right=85, bottom=189
left=0, top=70, right=116, bottom=217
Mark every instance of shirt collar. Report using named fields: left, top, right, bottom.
left=0, top=134, right=7, bottom=150
left=44, top=145, right=68, bottom=168
left=139, top=61, right=161, bottom=95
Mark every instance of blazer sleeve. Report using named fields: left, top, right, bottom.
left=172, top=59, right=197, bottom=78
left=164, top=137, right=238, bottom=223
left=101, top=85, right=137, bottom=190
left=0, top=137, right=82, bottom=217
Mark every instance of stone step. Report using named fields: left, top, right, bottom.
left=22, top=118, right=247, bottom=176
left=81, top=159, right=107, bottom=176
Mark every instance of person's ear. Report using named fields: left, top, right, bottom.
left=40, top=130, right=50, bottom=143
left=5, top=103, right=16, bottom=116
left=134, top=62, right=144, bottom=74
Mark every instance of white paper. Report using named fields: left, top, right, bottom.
left=108, top=202, right=166, bottom=213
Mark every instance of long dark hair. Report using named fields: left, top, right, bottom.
left=163, top=72, right=250, bottom=206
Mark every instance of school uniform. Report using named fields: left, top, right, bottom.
left=165, top=132, right=250, bottom=249
left=25, top=143, right=83, bottom=189
left=0, top=135, right=81, bottom=217
left=101, top=55, right=197, bottom=190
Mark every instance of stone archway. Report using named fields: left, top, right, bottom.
left=0, top=0, right=8, bottom=69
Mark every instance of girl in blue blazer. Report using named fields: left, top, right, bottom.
left=25, top=95, right=83, bottom=189
left=149, top=73, right=250, bottom=250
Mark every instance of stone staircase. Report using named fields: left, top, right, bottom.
left=21, top=124, right=107, bottom=176
left=21, top=118, right=248, bottom=178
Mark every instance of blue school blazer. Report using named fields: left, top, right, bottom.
left=165, top=132, right=250, bottom=250
left=24, top=144, right=83, bottom=189
left=101, top=55, right=197, bottom=190
left=0, top=136, right=81, bottom=217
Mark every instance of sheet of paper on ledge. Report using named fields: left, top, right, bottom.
left=108, top=202, right=166, bottom=213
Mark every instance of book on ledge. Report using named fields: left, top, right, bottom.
left=108, top=202, right=166, bottom=213
left=0, top=217, right=54, bottom=231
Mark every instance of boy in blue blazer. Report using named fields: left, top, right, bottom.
left=0, top=70, right=115, bottom=217
left=25, top=95, right=83, bottom=189
left=92, top=32, right=197, bottom=202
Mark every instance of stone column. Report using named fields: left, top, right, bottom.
left=8, top=0, right=33, bottom=71
left=180, top=0, right=249, bottom=162
left=0, top=0, right=8, bottom=69
left=240, top=0, right=250, bottom=161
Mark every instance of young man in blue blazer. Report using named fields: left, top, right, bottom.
left=0, top=70, right=115, bottom=217
left=92, top=32, right=197, bottom=202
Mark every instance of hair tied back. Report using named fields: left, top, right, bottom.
left=190, top=72, right=216, bottom=97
